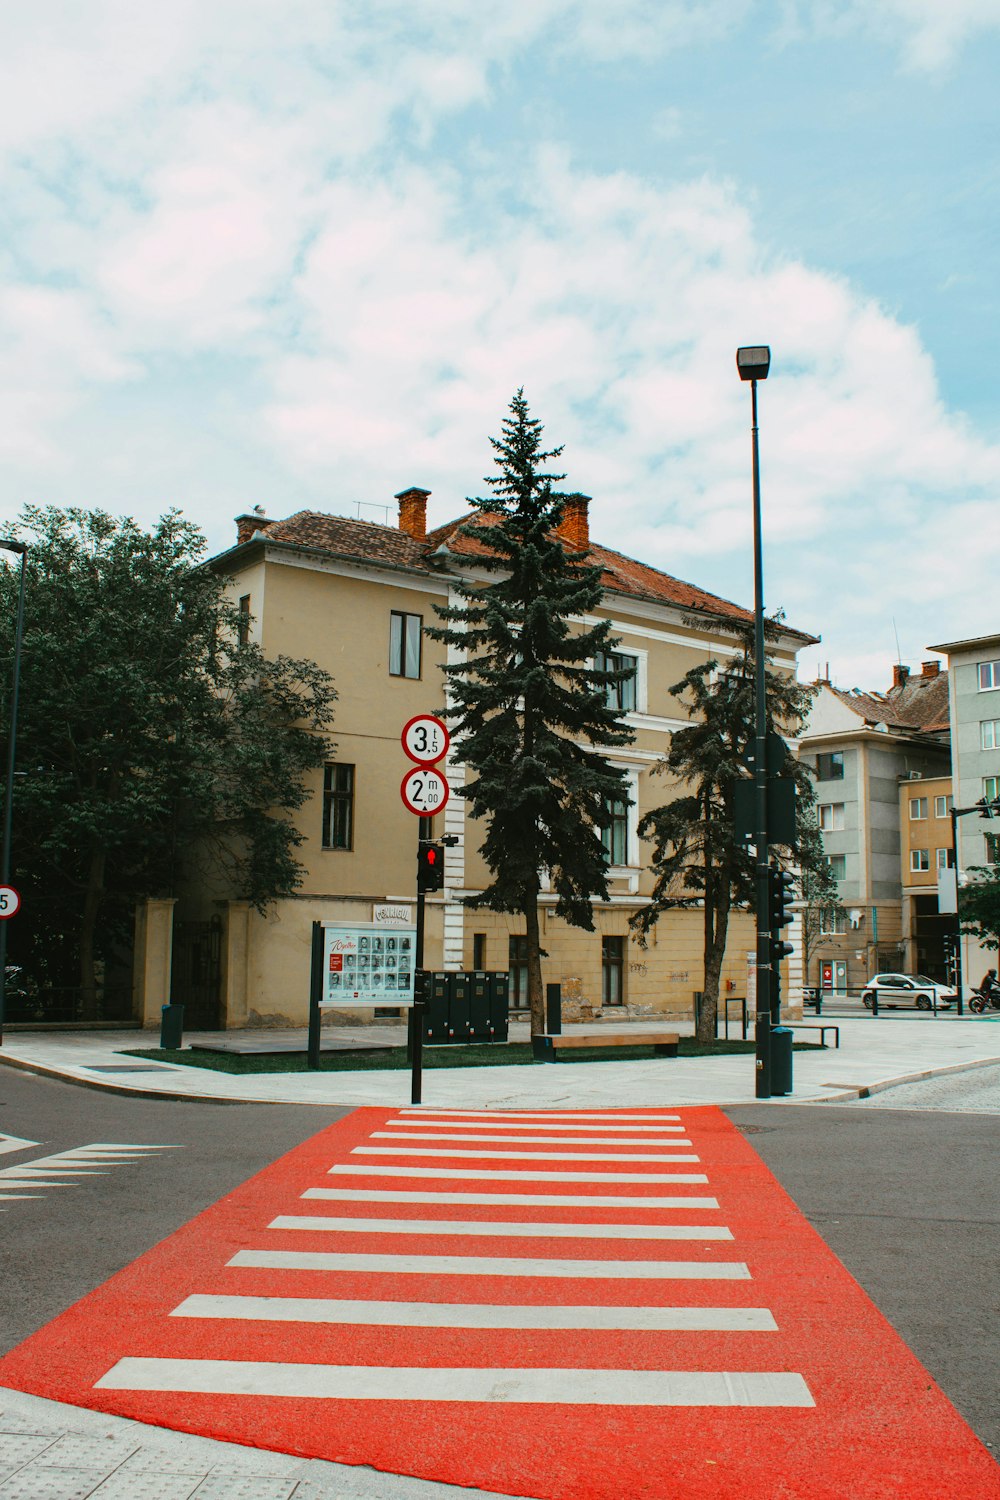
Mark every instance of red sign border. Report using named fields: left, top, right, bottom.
left=400, top=713, right=450, bottom=767
left=400, top=765, right=450, bottom=817
left=0, top=884, right=21, bottom=920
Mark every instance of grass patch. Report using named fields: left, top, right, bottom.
left=121, top=1036, right=823, bottom=1075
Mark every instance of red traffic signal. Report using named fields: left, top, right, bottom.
left=418, top=842, right=445, bottom=893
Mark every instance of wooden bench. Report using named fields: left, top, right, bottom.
left=532, top=1031, right=680, bottom=1062
left=787, top=1022, right=840, bottom=1049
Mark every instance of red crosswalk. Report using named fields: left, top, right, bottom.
left=0, top=1106, right=996, bottom=1499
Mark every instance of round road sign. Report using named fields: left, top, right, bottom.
left=400, top=766, right=450, bottom=817
left=401, top=714, right=450, bottom=766
left=0, top=886, right=21, bottom=919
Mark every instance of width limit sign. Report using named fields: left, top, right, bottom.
left=400, top=714, right=450, bottom=816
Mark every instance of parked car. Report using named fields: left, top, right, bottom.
left=861, top=974, right=956, bottom=1010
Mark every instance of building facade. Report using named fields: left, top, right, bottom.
left=149, top=490, right=814, bottom=1029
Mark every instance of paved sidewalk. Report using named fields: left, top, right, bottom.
left=1, top=1013, right=999, bottom=1109
left=2, top=1014, right=999, bottom=1499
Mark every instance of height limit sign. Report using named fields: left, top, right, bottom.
left=400, top=714, right=450, bottom=816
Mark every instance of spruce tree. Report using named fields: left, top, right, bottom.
left=631, top=620, right=831, bottom=1043
left=430, top=391, right=634, bottom=1033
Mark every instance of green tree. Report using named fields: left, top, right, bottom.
left=631, top=622, right=829, bottom=1043
left=959, top=866, right=1000, bottom=953
left=430, top=391, right=634, bottom=1033
left=0, top=506, right=336, bottom=1018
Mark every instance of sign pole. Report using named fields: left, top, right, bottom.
left=308, top=921, right=324, bottom=1069
left=411, top=817, right=432, bottom=1105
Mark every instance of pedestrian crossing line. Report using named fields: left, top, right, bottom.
left=351, top=1147, right=701, bottom=1163
left=302, top=1187, right=721, bottom=1208
left=227, top=1250, right=751, bottom=1278
left=95, top=1359, right=812, bottom=1407
left=266, top=1215, right=734, bottom=1240
left=371, top=1131, right=694, bottom=1146
left=170, top=1296, right=775, bottom=1331
left=330, top=1165, right=710, bottom=1183
left=397, top=1110, right=683, bottom=1121
left=384, top=1120, right=690, bottom=1134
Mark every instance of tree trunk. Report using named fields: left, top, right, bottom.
left=524, top=889, right=545, bottom=1037
left=78, top=845, right=106, bottom=1021
left=697, top=876, right=731, bottom=1045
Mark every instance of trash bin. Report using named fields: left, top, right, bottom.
left=160, top=1003, right=184, bottom=1050
left=770, top=1025, right=793, bottom=1096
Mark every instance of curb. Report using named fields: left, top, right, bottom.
left=802, top=1053, right=1000, bottom=1104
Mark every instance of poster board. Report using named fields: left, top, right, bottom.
left=319, top=921, right=416, bottom=1008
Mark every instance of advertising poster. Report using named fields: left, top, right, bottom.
left=320, top=923, right=416, bottom=1008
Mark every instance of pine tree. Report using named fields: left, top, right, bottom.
left=631, top=621, right=830, bottom=1043
left=430, top=391, right=634, bottom=1033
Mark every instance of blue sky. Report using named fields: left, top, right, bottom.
left=1, top=1, right=998, bottom=687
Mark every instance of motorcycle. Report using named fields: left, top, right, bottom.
left=969, top=978, right=1000, bottom=1014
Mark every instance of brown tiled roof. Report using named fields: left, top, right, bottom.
left=256, top=510, right=429, bottom=570
left=829, top=671, right=950, bottom=735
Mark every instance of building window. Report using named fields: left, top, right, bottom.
left=473, top=933, right=486, bottom=970
left=934, top=795, right=953, bottom=818
left=818, top=803, right=845, bottom=831
left=985, top=777, right=1000, bottom=803
left=322, top=764, right=354, bottom=850
left=595, top=650, right=637, bottom=713
left=508, top=936, right=529, bottom=1008
left=908, top=797, right=928, bottom=821
left=816, top=752, right=845, bottom=781
left=601, top=796, right=630, bottom=866
left=910, top=848, right=930, bottom=872
left=978, top=660, right=1000, bottom=691
left=986, top=834, right=1000, bottom=865
left=819, top=909, right=847, bottom=935
left=981, top=720, right=1000, bottom=750
left=238, top=594, right=251, bottom=646
left=935, top=847, right=956, bottom=870
left=602, top=936, right=625, bottom=1006
left=389, top=611, right=422, bottom=678
left=830, top=854, right=847, bottom=880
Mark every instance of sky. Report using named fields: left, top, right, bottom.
left=1, top=1, right=998, bottom=689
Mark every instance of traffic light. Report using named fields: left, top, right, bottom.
left=417, top=842, right=445, bottom=893
left=767, top=863, right=795, bottom=964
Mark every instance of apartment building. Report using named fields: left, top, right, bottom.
left=798, top=663, right=950, bottom=993
left=898, top=773, right=955, bottom=976
left=141, top=490, right=815, bottom=1028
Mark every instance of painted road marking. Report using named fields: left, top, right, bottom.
left=302, top=1187, right=721, bottom=1207
left=95, top=1359, right=813, bottom=1407
left=331, top=1164, right=709, bottom=1182
left=267, top=1215, right=734, bottom=1240
left=0, top=1143, right=183, bottom=1206
left=0, top=1133, right=39, bottom=1158
left=371, top=1130, right=693, bottom=1145
left=352, top=1147, right=701, bottom=1162
left=388, top=1119, right=688, bottom=1132
left=3, top=1106, right=996, bottom=1500
left=229, top=1249, right=751, bottom=1278
left=398, top=1110, right=683, bottom=1120
left=171, top=1296, right=776, bottom=1331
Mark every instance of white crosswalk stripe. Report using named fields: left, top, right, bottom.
left=352, top=1147, right=700, bottom=1162
left=267, top=1214, right=734, bottom=1239
left=331, top=1164, right=709, bottom=1182
left=0, top=1143, right=183, bottom=1207
left=229, top=1249, right=750, bottom=1278
left=302, top=1187, right=721, bottom=1207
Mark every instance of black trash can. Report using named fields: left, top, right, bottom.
left=160, top=1003, right=184, bottom=1050
left=770, top=1025, right=793, bottom=1096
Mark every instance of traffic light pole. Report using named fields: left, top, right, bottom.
left=750, top=375, right=772, bottom=1099
left=410, top=817, right=432, bottom=1105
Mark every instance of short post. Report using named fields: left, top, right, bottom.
left=545, top=982, right=562, bottom=1035
left=308, top=921, right=323, bottom=1069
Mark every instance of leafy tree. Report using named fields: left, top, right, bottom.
left=430, top=391, right=634, bottom=1033
left=631, top=622, right=829, bottom=1043
left=959, top=866, right=1000, bottom=953
left=0, top=506, right=336, bottom=1018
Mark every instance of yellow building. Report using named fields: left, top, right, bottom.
left=150, top=490, right=814, bottom=1029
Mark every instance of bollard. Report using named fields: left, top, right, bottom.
left=770, top=1025, right=793, bottom=1096
left=160, top=1003, right=184, bottom=1050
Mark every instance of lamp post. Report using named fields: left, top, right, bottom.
left=737, top=345, right=772, bottom=1098
left=0, top=539, right=27, bottom=1046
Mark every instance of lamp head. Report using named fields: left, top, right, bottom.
left=736, top=345, right=771, bottom=382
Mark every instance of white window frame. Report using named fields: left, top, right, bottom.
left=910, top=848, right=930, bottom=872
left=934, top=795, right=953, bottom=818
left=908, top=796, right=928, bottom=821
left=829, top=854, right=846, bottom=880
left=601, top=766, right=641, bottom=869
left=819, top=909, right=847, bottom=935
left=935, top=847, right=955, bottom=871
left=819, top=802, right=845, bottom=831
left=978, top=660, right=1000, bottom=692
left=594, top=647, right=648, bottom=717
left=981, top=720, right=1000, bottom=751
left=985, top=777, right=1000, bottom=802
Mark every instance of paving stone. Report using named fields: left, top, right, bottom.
left=90, top=1470, right=203, bottom=1499
left=117, top=1450, right=215, bottom=1477
left=191, top=1477, right=298, bottom=1499
left=30, top=1434, right=138, bottom=1469
left=0, top=1439, right=55, bottom=1468
left=0, top=1468, right=108, bottom=1498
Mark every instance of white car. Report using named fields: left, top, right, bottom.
left=861, top=973, right=956, bottom=1011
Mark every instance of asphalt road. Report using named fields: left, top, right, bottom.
left=0, top=1067, right=350, bottom=1353
left=726, top=1097, right=1000, bottom=1456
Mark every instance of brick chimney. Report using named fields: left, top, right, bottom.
left=557, top=493, right=591, bottom=552
left=396, top=487, right=430, bottom=540
left=235, top=507, right=275, bottom=545
left=892, top=664, right=910, bottom=688
left=921, top=660, right=940, bottom=677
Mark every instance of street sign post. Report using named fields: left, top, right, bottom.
left=400, top=766, right=450, bottom=817
left=399, top=715, right=451, bottom=1105
left=0, top=886, right=20, bottom=920
left=401, top=714, right=450, bottom=766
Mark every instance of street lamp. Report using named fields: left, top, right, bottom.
left=737, top=345, right=773, bottom=1098
left=0, top=539, right=27, bottom=1046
